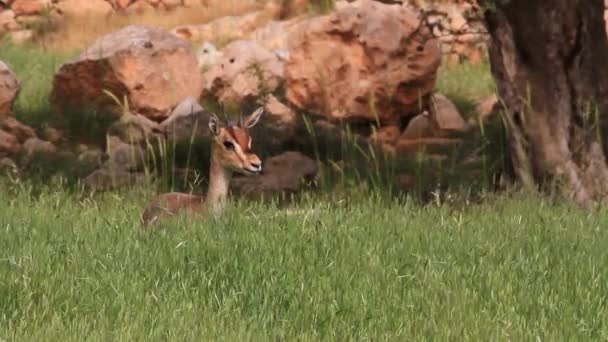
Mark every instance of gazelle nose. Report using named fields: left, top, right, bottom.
left=250, top=162, right=262, bottom=172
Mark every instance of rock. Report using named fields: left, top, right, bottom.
left=448, top=7, right=467, bottom=31
left=0, top=129, right=20, bottom=156
left=105, top=135, right=145, bottom=171
left=232, top=151, right=317, bottom=198
left=470, top=94, right=499, bottom=125
left=50, top=25, right=203, bottom=122
left=371, top=125, right=400, bottom=145
left=395, top=137, right=462, bottom=155
left=203, top=40, right=284, bottom=105
left=401, top=113, right=432, bottom=140
left=9, top=29, right=33, bottom=44
left=77, top=147, right=105, bottom=169
left=41, top=126, right=64, bottom=144
left=82, top=167, right=146, bottom=190
left=159, top=0, right=182, bottom=10
left=278, top=0, right=310, bottom=17
left=171, top=11, right=265, bottom=43
left=55, top=0, right=113, bottom=17
left=285, top=0, right=440, bottom=124
left=21, top=137, right=56, bottom=163
left=114, top=0, right=133, bottom=10
left=251, top=95, right=298, bottom=150
left=430, top=93, right=467, bottom=132
left=0, top=61, right=20, bottom=116
left=11, top=0, right=46, bottom=16
left=124, top=1, right=154, bottom=14
left=0, top=10, right=18, bottom=31
left=248, top=17, right=304, bottom=51
left=195, top=42, right=222, bottom=71
left=159, top=96, right=211, bottom=143
left=0, top=117, right=36, bottom=143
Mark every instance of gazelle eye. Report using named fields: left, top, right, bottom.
left=223, top=141, right=235, bottom=150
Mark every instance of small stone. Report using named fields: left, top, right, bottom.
left=0, top=117, right=36, bottom=143
left=430, top=93, right=467, bottom=132
left=41, top=126, right=63, bottom=144
left=0, top=128, right=21, bottom=155
left=10, top=29, right=33, bottom=44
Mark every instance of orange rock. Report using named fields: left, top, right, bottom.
left=202, top=40, right=284, bottom=106
left=115, top=0, right=133, bottom=10
left=285, top=0, right=440, bottom=124
left=51, top=25, right=203, bottom=122
left=55, top=0, right=113, bottom=17
left=9, top=29, right=33, bottom=44
left=11, top=0, right=45, bottom=16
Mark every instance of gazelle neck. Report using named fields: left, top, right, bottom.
left=205, top=152, right=232, bottom=213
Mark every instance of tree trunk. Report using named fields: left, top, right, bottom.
left=480, top=0, right=608, bottom=205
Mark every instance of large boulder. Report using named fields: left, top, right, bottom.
left=50, top=25, right=203, bottom=122
left=285, top=0, right=440, bottom=124
left=232, top=151, right=317, bottom=199
left=0, top=61, right=20, bottom=117
left=202, top=40, right=284, bottom=105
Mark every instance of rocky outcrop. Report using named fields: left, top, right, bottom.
left=413, top=0, right=488, bottom=65
left=285, top=0, right=441, bottom=124
left=202, top=40, right=284, bottom=106
left=232, top=151, right=317, bottom=198
left=50, top=25, right=203, bottom=122
left=0, top=61, right=20, bottom=117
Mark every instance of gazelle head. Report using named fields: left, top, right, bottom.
left=208, top=107, right=264, bottom=175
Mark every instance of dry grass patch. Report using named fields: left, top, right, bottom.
left=35, top=0, right=262, bottom=52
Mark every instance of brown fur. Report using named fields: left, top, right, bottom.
left=141, top=193, right=205, bottom=226
left=226, top=126, right=251, bottom=152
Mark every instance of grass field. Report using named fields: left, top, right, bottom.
left=2, top=37, right=606, bottom=340
left=1, top=187, right=608, bottom=340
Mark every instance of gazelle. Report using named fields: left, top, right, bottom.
left=140, top=107, right=264, bottom=227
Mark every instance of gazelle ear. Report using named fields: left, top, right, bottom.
left=209, top=113, right=220, bottom=136
left=243, top=107, right=264, bottom=128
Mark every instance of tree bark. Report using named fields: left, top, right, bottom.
left=480, top=0, right=608, bottom=205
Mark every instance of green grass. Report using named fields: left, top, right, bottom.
left=0, top=41, right=74, bottom=129
left=3, top=41, right=595, bottom=341
left=436, top=62, right=496, bottom=119
left=1, top=186, right=607, bottom=340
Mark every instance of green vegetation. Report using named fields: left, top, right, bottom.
left=1, top=186, right=608, bottom=340
left=0, top=41, right=73, bottom=129
left=2, top=43, right=599, bottom=340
